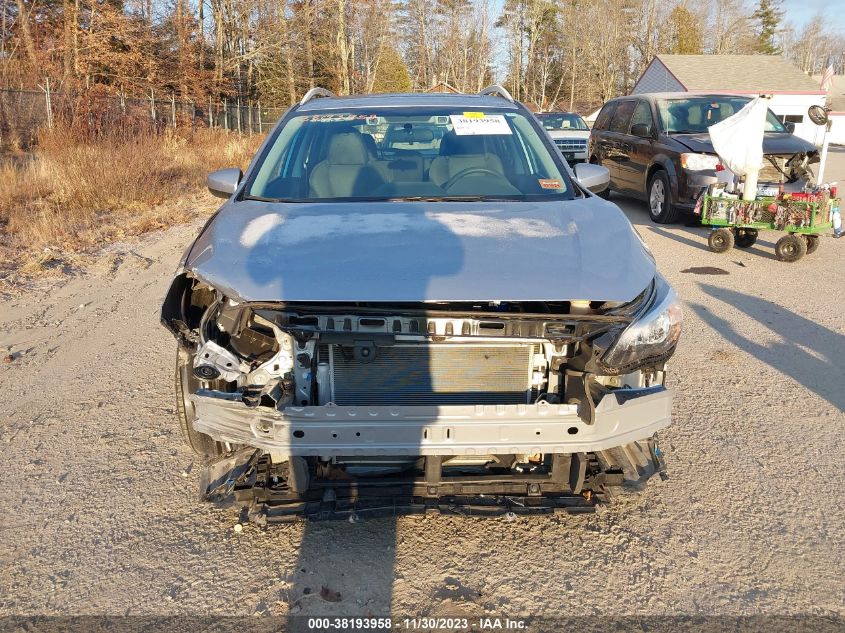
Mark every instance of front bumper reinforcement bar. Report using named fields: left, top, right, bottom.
left=190, top=386, right=672, bottom=457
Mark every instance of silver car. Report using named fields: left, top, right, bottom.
left=161, top=87, right=682, bottom=521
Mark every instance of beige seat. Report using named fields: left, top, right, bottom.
left=429, top=133, right=504, bottom=189
left=309, top=132, right=383, bottom=198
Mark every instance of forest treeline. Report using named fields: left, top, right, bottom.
left=2, top=0, right=844, bottom=113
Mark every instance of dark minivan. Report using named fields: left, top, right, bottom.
left=588, top=93, right=819, bottom=223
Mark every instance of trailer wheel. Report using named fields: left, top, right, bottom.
left=734, top=228, right=758, bottom=248
left=775, top=234, right=807, bottom=262
left=803, top=234, right=820, bottom=255
left=708, top=228, right=734, bottom=253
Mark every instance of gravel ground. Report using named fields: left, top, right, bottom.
left=0, top=150, right=843, bottom=631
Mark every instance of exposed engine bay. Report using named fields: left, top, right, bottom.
left=162, top=272, right=678, bottom=521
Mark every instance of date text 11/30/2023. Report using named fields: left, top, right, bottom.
left=305, top=617, right=528, bottom=630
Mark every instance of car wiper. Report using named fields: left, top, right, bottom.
left=243, top=194, right=285, bottom=202
left=668, top=129, right=703, bottom=135
left=385, top=195, right=513, bottom=202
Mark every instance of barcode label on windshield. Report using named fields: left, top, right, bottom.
left=450, top=114, right=512, bottom=136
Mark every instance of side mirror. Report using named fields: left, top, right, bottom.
left=630, top=123, right=652, bottom=138
left=207, top=168, right=243, bottom=199
left=784, top=121, right=795, bottom=134
left=574, top=162, right=610, bottom=194
left=808, top=105, right=829, bottom=126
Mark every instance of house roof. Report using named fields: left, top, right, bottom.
left=651, top=55, right=823, bottom=94
left=812, top=74, right=845, bottom=113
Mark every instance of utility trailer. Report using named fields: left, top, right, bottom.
left=700, top=192, right=838, bottom=262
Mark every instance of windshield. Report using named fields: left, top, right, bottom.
left=656, top=97, right=786, bottom=134
left=246, top=107, right=573, bottom=202
left=536, top=113, right=588, bottom=131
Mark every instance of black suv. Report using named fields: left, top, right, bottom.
left=588, top=93, right=818, bottom=223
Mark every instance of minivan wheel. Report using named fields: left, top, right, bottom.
left=647, top=171, right=678, bottom=224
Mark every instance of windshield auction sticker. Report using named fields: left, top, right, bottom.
left=450, top=114, right=512, bottom=135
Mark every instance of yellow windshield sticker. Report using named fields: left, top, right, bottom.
left=462, top=112, right=485, bottom=118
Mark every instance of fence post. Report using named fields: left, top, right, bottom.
left=120, top=91, right=126, bottom=115
left=223, top=99, right=228, bottom=131
left=248, top=100, right=254, bottom=135
left=43, top=77, right=54, bottom=129
left=257, top=100, right=263, bottom=133
left=208, top=96, right=213, bottom=129
left=236, top=97, right=242, bottom=134
left=171, top=93, right=176, bottom=128
left=150, top=88, right=156, bottom=121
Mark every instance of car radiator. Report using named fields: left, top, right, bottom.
left=322, top=343, right=537, bottom=406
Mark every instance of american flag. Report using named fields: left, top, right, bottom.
left=819, top=60, right=835, bottom=92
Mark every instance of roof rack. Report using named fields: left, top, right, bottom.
left=299, top=87, right=336, bottom=106
left=478, top=85, right=514, bottom=103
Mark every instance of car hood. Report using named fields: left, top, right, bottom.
left=672, top=131, right=817, bottom=155
left=183, top=198, right=656, bottom=303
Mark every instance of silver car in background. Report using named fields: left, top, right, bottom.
left=161, top=87, right=682, bottom=521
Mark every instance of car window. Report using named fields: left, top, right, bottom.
left=608, top=100, right=636, bottom=134
left=246, top=107, right=574, bottom=202
left=629, top=101, right=654, bottom=133
left=656, top=97, right=787, bottom=134
left=593, top=102, right=617, bottom=131
left=536, top=113, right=589, bottom=131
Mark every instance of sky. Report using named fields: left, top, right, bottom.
left=781, top=0, right=845, bottom=32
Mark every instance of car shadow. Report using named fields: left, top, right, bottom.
left=612, top=194, right=785, bottom=261
left=232, top=201, right=466, bottom=628
left=689, top=283, right=845, bottom=412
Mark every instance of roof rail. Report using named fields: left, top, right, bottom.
left=299, top=87, right=336, bottom=106
left=478, top=84, right=514, bottom=103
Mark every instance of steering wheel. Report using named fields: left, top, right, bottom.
left=443, top=167, right=503, bottom=191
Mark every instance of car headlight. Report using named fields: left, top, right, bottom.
left=602, top=277, right=683, bottom=372
left=680, top=153, right=720, bottom=171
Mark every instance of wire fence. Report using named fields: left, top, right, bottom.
left=0, top=85, right=287, bottom=147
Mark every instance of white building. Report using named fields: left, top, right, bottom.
left=811, top=74, right=845, bottom=146
left=632, top=55, right=827, bottom=145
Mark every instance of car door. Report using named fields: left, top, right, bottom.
left=589, top=101, right=616, bottom=164
left=622, top=100, right=657, bottom=198
left=602, top=100, right=637, bottom=192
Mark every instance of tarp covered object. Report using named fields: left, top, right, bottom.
left=708, top=96, right=769, bottom=200
left=707, top=97, right=768, bottom=176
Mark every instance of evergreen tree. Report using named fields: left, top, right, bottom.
left=752, top=0, right=783, bottom=54
left=372, top=45, right=412, bottom=93
left=668, top=6, right=703, bottom=55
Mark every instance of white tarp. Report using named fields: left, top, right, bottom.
left=707, top=96, right=768, bottom=177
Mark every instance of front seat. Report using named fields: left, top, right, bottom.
left=309, top=132, right=382, bottom=198
left=429, top=132, right=504, bottom=188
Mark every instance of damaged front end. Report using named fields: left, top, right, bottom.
left=162, top=271, right=680, bottom=521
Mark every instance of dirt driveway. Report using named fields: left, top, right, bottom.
left=1, top=153, right=844, bottom=631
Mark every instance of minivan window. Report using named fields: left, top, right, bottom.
left=629, top=101, right=654, bottom=133
left=657, top=97, right=787, bottom=134
left=246, top=107, right=573, bottom=202
left=593, top=102, right=617, bottom=130
left=608, top=100, right=636, bottom=133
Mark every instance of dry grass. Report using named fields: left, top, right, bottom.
left=0, top=125, right=261, bottom=275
